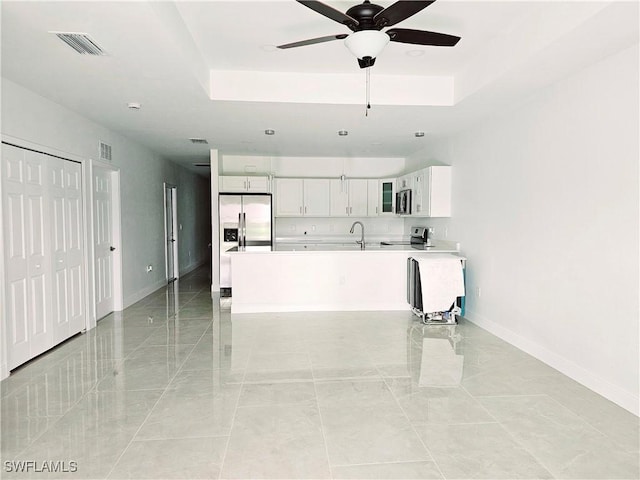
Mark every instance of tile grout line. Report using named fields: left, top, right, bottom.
left=382, top=375, right=448, bottom=480
left=103, top=341, right=197, bottom=479
left=216, top=310, right=249, bottom=480
left=465, top=388, right=559, bottom=480
left=310, top=349, right=335, bottom=480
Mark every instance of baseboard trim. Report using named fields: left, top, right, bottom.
left=464, top=309, right=639, bottom=416
left=179, top=259, right=206, bottom=277
left=123, top=278, right=167, bottom=309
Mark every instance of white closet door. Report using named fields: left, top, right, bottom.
left=3, top=145, right=31, bottom=368
left=49, top=158, right=70, bottom=343
left=2, top=146, right=54, bottom=368
left=64, top=161, right=84, bottom=337
left=24, top=151, right=53, bottom=356
left=94, top=168, right=114, bottom=319
left=49, top=158, right=85, bottom=345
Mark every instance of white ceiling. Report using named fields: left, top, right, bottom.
left=1, top=1, right=638, bottom=174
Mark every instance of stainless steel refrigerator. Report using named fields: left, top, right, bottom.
left=219, top=193, right=272, bottom=294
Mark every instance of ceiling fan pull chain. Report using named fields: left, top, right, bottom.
left=365, top=67, right=371, bottom=116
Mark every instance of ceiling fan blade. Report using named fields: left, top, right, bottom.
left=297, top=1, right=359, bottom=30
left=374, top=1, right=435, bottom=28
left=277, top=34, right=348, bottom=49
left=387, top=28, right=460, bottom=47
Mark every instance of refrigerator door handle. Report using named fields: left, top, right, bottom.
left=238, top=213, right=243, bottom=249
left=242, top=212, right=247, bottom=251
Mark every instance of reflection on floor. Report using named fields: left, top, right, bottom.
left=1, top=267, right=638, bottom=479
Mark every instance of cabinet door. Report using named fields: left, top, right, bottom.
left=428, top=166, right=452, bottom=217
left=397, top=175, right=412, bottom=191
left=349, top=179, right=368, bottom=216
left=303, top=179, right=330, bottom=216
left=413, top=170, right=426, bottom=216
left=367, top=179, right=379, bottom=216
left=275, top=178, right=303, bottom=216
left=246, top=176, right=270, bottom=193
left=379, top=179, right=395, bottom=215
left=330, top=179, right=349, bottom=216
left=220, top=176, right=248, bottom=192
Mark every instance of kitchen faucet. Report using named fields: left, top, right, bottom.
left=350, top=221, right=365, bottom=250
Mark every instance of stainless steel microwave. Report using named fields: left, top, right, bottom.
left=396, top=189, right=412, bottom=215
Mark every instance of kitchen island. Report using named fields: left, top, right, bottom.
left=229, top=242, right=463, bottom=314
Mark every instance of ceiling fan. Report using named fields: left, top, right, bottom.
left=277, top=0, right=461, bottom=68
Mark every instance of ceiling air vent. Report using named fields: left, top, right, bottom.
left=99, top=141, right=112, bottom=162
left=53, top=32, right=107, bottom=56
left=189, top=138, right=208, bottom=145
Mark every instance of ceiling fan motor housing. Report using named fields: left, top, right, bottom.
left=346, top=1, right=385, bottom=30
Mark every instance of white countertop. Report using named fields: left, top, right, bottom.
left=268, top=236, right=460, bottom=254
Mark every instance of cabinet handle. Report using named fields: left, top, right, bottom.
left=244, top=180, right=247, bottom=189
left=248, top=179, right=251, bottom=189
left=346, top=207, right=348, bottom=215
left=304, top=206, right=307, bottom=214
left=299, top=206, right=303, bottom=214
left=376, top=206, right=378, bottom=214
left=349, top=207, right=352, bottom=214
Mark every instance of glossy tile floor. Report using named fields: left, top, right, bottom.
left=2, top=267, right=638, bottom=479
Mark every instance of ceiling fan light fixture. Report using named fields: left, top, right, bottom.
left=338, top=130, right=349, bottom=136
left=344, top=30, right=390, bottom=60
left=264, top=129, right=275, bottom=136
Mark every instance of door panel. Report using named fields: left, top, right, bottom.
left=94, top=167, right=114, bottom=319
left=64, top=162, right=84, bottom=334
left=3, top=145, right=30, bottom=367
left=242, top=195, right=271, bottom=244
left=2, top=144, right=85, bottom=370
left=164, top=186, right=176, bottom=282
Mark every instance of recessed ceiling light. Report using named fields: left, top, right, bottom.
left=264, top=129, right=275, bottom=135
left=414, top=131, right=425, bottom=138
left=406, top=50, right=425, bottom=57
left=338, top=130, right=348, bottom=136
left=127, top=102, right=141, bottom=110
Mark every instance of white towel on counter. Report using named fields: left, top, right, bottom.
left=415, top=255, right=465, bottom=314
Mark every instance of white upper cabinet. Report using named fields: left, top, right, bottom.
left=413, top=166, right=452, bottom=217
left=275, top=178, right=330, bottom=217
left=330, top=179, right=368, bottom=217
left=275, top=178, right=303, bottom=216
left=396, top=174, right=413, bottom=191
left=377, top=179, right=396, bottom=216
left=303, top=179, right=331, bottom=216
left=220, top=175, right=270, bottom=193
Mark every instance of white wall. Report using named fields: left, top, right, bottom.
left=1, top=78, right=211, bottom=309
left=412, top=45, right=639, bottom=414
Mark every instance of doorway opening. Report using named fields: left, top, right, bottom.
left=164, top=184, right=178, bottom=283
left=93, top=163, right=123, bottom=321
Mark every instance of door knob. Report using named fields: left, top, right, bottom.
left=110, top=246, right=116, bottom=251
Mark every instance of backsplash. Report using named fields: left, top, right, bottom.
left=275, top=217, right=405, bottom=239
